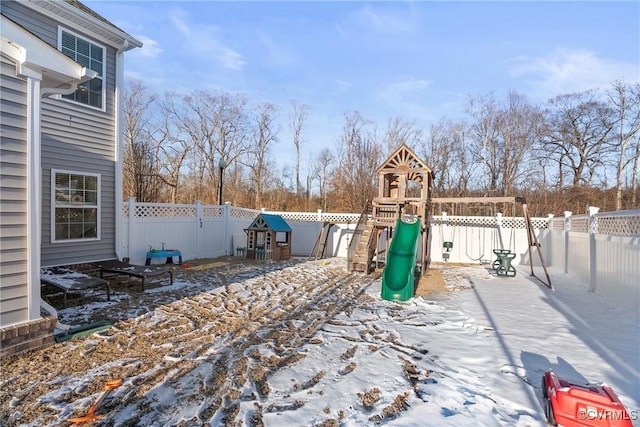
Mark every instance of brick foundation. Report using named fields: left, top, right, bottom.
left=0, top=316, right=57, bottom=359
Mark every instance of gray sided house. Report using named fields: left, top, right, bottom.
left=0, top=0, right=141, bottom=355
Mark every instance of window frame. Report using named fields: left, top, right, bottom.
left=57, top=26, right=106, bottom=111
left=51, top=169, right=101, bottom=243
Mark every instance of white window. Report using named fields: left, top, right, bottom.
left=52, top=170, right=100, bottom=242
left=58, top=28, right=105, bottom=110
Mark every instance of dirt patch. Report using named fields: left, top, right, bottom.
left=0, top=257, right=378, bottom=426
left=415, top=268, right=447, bottom=297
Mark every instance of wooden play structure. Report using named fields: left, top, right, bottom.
left=347, top=144, right=434, bottom=276
left=345, top=143, right=551, bottom=293
left=244, top=213, right=292, bottom=261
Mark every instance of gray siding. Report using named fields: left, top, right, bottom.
left=0, top=54, right=29, bottom=326
left=3, top=0, right=119, bottom=267
left=0, top=1, right=58, bottom=46
left=41, top=94, right=118, bottom=266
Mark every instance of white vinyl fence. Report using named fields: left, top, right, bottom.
left=118, top=198, right=361, bottom=266
left=543, top=208, right=640, bottom=313
left=118, top=199, right=639, bottom=312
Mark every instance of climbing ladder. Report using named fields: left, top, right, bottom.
left=347, top=201, right=376, bottom=273
left=348, top=220, right=376, bottom=273
left=309, top=222, right=335, bottom=260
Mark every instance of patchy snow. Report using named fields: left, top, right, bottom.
left=1, top=258, right=638, bottom=426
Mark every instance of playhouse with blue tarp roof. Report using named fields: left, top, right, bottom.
left=244, top=213, right=292, bottom=261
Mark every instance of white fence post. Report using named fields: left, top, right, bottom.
left=127, top=196, right=135, bottom=262
left=587, top=206, right=600, bottom=292
left=495, top=212, right=504, bottom=249
left=195, top=200, right=202, bottom=259
left=224, top=202, right=230, bottom=256
left=563, top=211, right=572, bottom=273
left=546, top=214, right=554, bottom=264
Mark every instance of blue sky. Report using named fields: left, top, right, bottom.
left=85, top=0, right=640, bottom=171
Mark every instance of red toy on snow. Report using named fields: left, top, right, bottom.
left=542, top=370, right=634, bottom=426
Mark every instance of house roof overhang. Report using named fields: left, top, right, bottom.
left=19, top=0, right=143, bottom=51
left=1, top=14, right=97, bottom=90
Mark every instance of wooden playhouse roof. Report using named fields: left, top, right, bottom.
left=246, top=213, right=292, bottom=232
left=376, top=144, right=433, bottom=181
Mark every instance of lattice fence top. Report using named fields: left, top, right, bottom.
left=202, top=206, right=224, bottom=218
left=595, top=213, right=640, bottom=236
left=230, top=207, right=261, bottom=219
left=132, top=204, right=196, bottom=219
left=264, top=211, right=361, bottom=223
left=266, top=211, right=318, bottom=222
left=321, top=213, right=361, bottom=223
left=432, top=215, right=549, bottom=229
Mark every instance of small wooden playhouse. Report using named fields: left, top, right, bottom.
left=245, top=213, right=292, bottom=261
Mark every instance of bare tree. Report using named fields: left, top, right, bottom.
left=608, top=80, right=640, bottom=210
left=312, top=147, right=334, bottom=211
left=333, top=111, right=383, bottom=212
left=543, top=90, right=615, bottom=188
left=163, top=90, right=250, bottom=203
left=122, top=81, right=160, bottom=201
left=384, top=117, right=424, bottom=155
left=465, top=91, right=542, bottom=196
left=497, top=91, right=544, bottom=195
left=466, top=94, right=501, bottom=193
left=425, top=119, right=475, bottom=196
left=289, top=100, right=310, bottom=197
left=156, top=123, right=191, bottom=203
left=246, top=102, right=280, bottom=209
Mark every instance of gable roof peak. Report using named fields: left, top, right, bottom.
left=376, top=143, right=431, bottom=174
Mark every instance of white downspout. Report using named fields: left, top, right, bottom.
left=40, top=299, right=70, bottom=332
left=21, top=65, right=42, bottom=322
left=114, top=40, right=129, bottom=260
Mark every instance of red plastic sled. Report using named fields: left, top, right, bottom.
left=542, top=370, right=633, bottom=426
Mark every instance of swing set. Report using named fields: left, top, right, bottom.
left=433, top=196, right=551, bottom=289
left=439, top=212, right=455, bottom=261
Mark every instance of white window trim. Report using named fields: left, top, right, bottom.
left=51, top=169, right=101, bottom=243
left=57, top=26, right=106, bottom=112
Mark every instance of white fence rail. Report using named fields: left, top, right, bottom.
left=119, top=199, right=639, bottom=313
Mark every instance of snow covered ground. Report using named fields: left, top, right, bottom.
left=1, top=258, right=638, bottom=426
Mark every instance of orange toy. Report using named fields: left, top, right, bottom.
left=68, top=379, right=122, bottom=424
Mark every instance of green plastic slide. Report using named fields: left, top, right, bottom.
left=381, top=218, right=421, bottom=301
